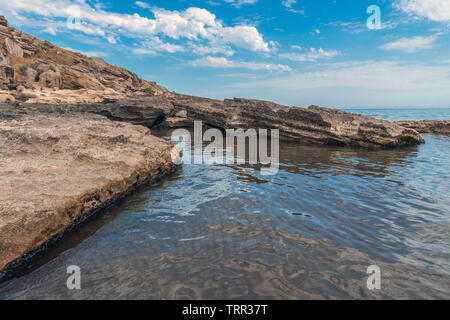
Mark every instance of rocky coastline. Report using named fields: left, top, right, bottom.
left=394, top=120, right=450, bottom=135
left=0, top=104, right=181, bottom=280
left=0, top=15, right=446, bottom=279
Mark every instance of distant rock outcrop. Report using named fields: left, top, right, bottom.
left=394, top=120, right=450, bottom=135
left=0, top=16, right=167, bottom=103
left=17, top=95, right=425, bottom=148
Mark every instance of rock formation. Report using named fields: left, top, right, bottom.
left=394, top=120, right=450, bottom=135
left=0, top=16, right=427, bottom=148
left=20, top=95, right=423, bottom=148
left=0, top=15, right=437, bottom=278
left=0, top=104, right=181, bottom=278
left=0, top=16, right=167, bottom=103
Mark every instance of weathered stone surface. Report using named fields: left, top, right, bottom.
left=0, top=104, right=180, bottom=276
left=0, top=16, right=427, bottom=148
left=0, top=16, right=8, bottom=27
left=0, top=53, right=10, bottom=66
left=14, top=95, right=424, bottom=148
left=0, top=93, right=15, bottom=102
left=394, top=120, right=450, bottom=135
left=4, top=37, right=23, bottom=57
left=0, top=16, right=168, bottom=101
left=161, top=95, right=425, bottom=148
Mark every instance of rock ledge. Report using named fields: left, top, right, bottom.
left=0, top=104, right=180, bottom=278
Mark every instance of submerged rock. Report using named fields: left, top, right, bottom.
left=0, top=104, right=180, bottom=277
left=394, top=120, right=450, bottom=135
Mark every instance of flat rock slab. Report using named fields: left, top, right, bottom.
left=118, top=95, right=425, bottom=148
left=17, top=95, right=425, bottom=148
left=394, top=120, right=450, bottom=135
left=0, top=105, right=179, bottom=275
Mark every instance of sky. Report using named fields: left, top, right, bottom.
left=1, top=0, right=450, bottom=108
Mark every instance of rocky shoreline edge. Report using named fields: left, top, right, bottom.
left=394, top=120, right=450, bottom=135
left=1, top=13, right=447, bottom=282
left=0, top=105, right=181, bottom=281
left=1, top=98, right=448, bottom=282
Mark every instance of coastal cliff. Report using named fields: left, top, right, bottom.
left=0, top=15, right=167, bottom=104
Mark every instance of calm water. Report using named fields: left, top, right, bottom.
left=0, top=108, right=449, bottom=299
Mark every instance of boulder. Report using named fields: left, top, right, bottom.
left=4, top=37, right=23, bottom=57
left=59, top=66, right=104, bottom=90
left=38, top=69, right=61, bottom=88
left=0, top=53, right=10, bottom=66
left=0, top=93, right=15, bottom=103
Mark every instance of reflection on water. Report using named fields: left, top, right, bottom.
left=0, top=110, right=449, bottom=300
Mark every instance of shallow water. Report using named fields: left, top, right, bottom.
left=0, top=108, right=449, bottom=299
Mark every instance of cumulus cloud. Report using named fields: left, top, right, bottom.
left=0, top=0, right=271, bottom=54
left=380, top=35, right=438, bottom=52
left=188, top=56, right=292, bottom=72
left=395, top=0, right=450, bottom=22
left=280, top=48, right=341, bottom=62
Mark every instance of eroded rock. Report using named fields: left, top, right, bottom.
left=0, top=16, right=168, bottom=101
left=0, top=104, right=180, bottom=276
left=394, top=120, right=450, bottom=135
left=159, top=95, right=425, bottom=148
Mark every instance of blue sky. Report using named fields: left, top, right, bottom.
left=1, top=0, right=450, bottom=108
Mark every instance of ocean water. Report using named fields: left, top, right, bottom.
left=0, top=108, right=449, bottom=299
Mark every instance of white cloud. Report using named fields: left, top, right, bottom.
left=223, top=0, right=258, bottom=8
left=0, top=0, right=271, bottom=54
left=189, top=43, right=235, bottom=56
left=281, top=0, right=303, bottom=14
left=218, top=60, right=450, bottom=107
left=396, top=0, right=450, bottom=22
left=328, top=20, right=397, bottom=34
left=132, top=37, right=185, bottom=55
left=282, top=0, right=297, bottom=8
left=221, top=25, right=270, bottom=52
left=280, top=48, right=341, bottom=62
left=188, top=56, right=292, bottom=72
left=63, top=47, right=108, bottom=57
left=225, top=60, right=450, bottom=90
left=135, top=1, right=151, bottom=9
left=380, top=35, right=438, bottom=52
